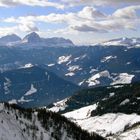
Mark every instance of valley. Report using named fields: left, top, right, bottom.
left=0, top=33, right=140, bottom=140
left=1, top=1, right=140, bottom=139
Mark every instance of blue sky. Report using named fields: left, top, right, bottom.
left=0, top=0, right=140, bottom=45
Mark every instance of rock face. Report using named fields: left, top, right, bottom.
left=0, top=32, right=75, bottom=47
left=43, top=37, right=74, bottom=47
left=22, top=32, right=42, bottom=43
left=0, top=34, right=21, bottom=45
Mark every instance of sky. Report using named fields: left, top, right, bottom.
left=0, top=0, right=140, bottom=45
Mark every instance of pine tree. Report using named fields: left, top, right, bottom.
left=40, top=132, right=44, bottom=140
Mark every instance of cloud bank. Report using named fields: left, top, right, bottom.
left=0, top=0, right=64, bottom=9
left=2, top=5, right=140, bottom=34
left=61, top=0, right=140, bottom=7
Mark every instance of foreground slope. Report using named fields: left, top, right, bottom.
left=0, top=103, right=105, bottom=140
left=49, top=83, right=140, bottom=139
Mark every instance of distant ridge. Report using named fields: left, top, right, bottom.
left=99, top=37, right=140, bottom=47
left=0, top=32, right=75, bottom=48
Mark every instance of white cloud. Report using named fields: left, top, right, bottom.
left=0, top=0, right=64, bottom=9
left=78, top=6, right=106, bottom=19
left=69, top=5, right=140, bottom=32
left=61, top=0, right=140, bottom=7
left=18, top=22, right=39, bottom=32
left=112, top=5, right=140, bottom=19
left=3, top=6, right=106, bottom=24
left=0, top=0, right=139, bottom=8
left=0, top=26, right=17, bottom=36
left=1, top=5, right=140, bottom=34
left=71, top=24, right=107, bottom=33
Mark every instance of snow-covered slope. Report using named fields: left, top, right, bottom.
left=57, top=55, right=72, bottom=64
left=0, top=103, right=104, bottom=140
left=48, top=83, right=140, bottom=140
left=111, top=73, right=135, bottom=85
left=64, top=106, right=140, bottom=140
left=100, top=37, right=140, bottom=47
left=86, top=70, right=111, bottom=86
left=0, top=103, right=50, bottom=140
left=49, top=98, right=69, bottom=112
left=64, top=104, right=97, bottom=120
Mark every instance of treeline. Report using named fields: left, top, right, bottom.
left=37, top=109, right=105, bottom=140
left=91, top=83, right=140, bottom=116
left=3, top=102, right=105, bottom=140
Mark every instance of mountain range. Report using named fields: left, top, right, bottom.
left=0, top=32, right=74, bottom=48
left=99, top=37, right=140, bottom=47
left=0, top=34, right=140, bottom=140
left=1, top=32, right=140, bottom=48
left=0, top=41, right=140, bottom=88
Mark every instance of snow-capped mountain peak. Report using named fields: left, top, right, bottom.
left=0, top=34, right=21, bottom=46
left=100, top=37, right=140, bottom=47
left=22, top=32, right=41, bottom=43
left=0, top=32, right=75, bottom=48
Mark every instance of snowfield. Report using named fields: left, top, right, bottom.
left=23, top=63, right=34, bottom=68
left=8, top=99, right=17, bottom=104
left=118, top=126, right=140, bottom=140
left=65, top=72, right=75, bottom=77
left=111, top=73, right=135, bottom=85
left=18, top=96, right=33, bottom=103
left=0, top=104, right=51, bottom=140
left=57, top=55, right=71, bottom=64
left=25, top=84, right=37, bottom=96
left=100, top=37, right=140, bottom=47
left=47, top=63, right=55, bottom=67
left=16, top=84, right=37, bottom=104
left=64, top=104, right=98, bottom=120
left=68, top=65, right=82, bottom=72
left=63, top=105, right=140, bottom=140
left=101, top=56, right=117, bottom=63
left=86, top=70, right=111, bottom=86
left=86, top=72, right=134, bottom=87
left=120, top=99, right=130, bottom=106
left=49, top=98, right=69, bottom=112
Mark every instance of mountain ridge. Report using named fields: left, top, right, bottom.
left=0, top=102, right=105, bottom=140
left=98, top=37, right=140, bottom=47
left=0, top=32, right=75, bottom=48
left=0, top=34, right=21, bottom=45
left=0, top=65, right=79, bottom=108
